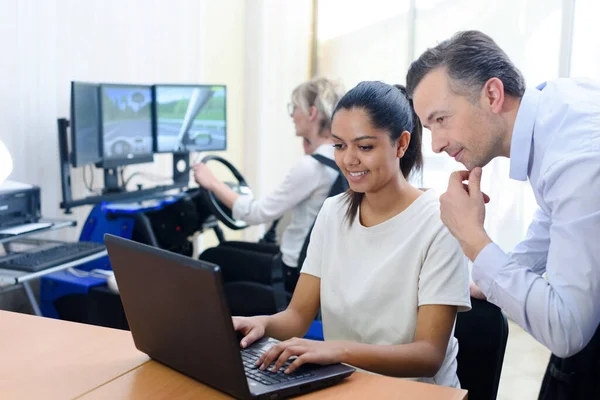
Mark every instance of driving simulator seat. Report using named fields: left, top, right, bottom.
left=198, top=154, right=348, bottom=319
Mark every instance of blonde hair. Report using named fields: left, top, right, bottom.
left=291, top=77, right=345, bottom=134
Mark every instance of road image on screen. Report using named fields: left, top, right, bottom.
left=101, top=85, right=153, bottom=163
left=155, top=85, right=226, bottom=153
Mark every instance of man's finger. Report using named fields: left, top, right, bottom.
left=462, top=183, right=491, bottom=204
left=448, top=170, right=470, bottom=191
left=468, top=167, right=483, bottom=198
left=482, top=192, right=491, bottom=204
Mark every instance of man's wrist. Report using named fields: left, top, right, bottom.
left=462, top=232, right=492, bottom=261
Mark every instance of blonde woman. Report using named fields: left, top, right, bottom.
left=194, top=77, right=345, bottom=292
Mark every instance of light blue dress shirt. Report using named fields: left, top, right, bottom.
left=472, top=78, right=600, bottom=358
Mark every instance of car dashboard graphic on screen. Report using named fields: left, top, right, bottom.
left=101, top=86, right=154, bottom=160
left=155, top=85, right=226, bottom=153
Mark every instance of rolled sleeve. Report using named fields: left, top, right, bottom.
left=232, top=194, right=253, bottom=221
left=230, top=156, right=322, bottom=225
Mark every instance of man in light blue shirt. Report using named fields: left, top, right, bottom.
left=407, top=30, right=600, bottom=398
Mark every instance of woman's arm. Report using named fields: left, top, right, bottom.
left=193, top=155, right=324, bottom=225
left=193, top=163, right=239, bottom=209
left=234, top=273, right=321, bottom=347
left=258, top=304, right=457, bottom=377
left=265, top=274, right=321, bottom=339
left=339, top=304, right=457, bottom=377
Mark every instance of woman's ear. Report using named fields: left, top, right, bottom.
left=308, top=106, right=319, bottom=121
left=396, top=131, right=411, bottom=158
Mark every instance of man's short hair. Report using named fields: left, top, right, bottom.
left=406, top=30, right=526, bottom=101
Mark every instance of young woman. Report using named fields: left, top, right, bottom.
left=193, top=77, right=345, bottom=292
left=231, top=81, right=471, bottom=387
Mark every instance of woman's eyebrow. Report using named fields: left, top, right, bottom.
left=331, top=134, right=377, bottom=142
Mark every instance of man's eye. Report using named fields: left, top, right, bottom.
left=333, top=143, right=344, bottom=149
left=359, top=146, right=373, bottom=151
left=436, top=116, right=445, bottom=123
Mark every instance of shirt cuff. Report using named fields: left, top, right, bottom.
left=231, top=195, right=253, bottom=220
left=471, top=242, right=511, bottom=303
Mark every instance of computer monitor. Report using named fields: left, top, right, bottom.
left=99, top=84, right=154, bottom=168
left=153, top=84, right=227, bottom=154
left=70, top=81, right=102, bottom=168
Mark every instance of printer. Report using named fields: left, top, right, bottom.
left=0, top=180, right=41, bottom=229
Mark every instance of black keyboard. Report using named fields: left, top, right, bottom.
left=241, top=347, right=315, bottom=386
left=0, top=241, right=106, bottom=272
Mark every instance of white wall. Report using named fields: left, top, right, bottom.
left=0, top=0, right=247, bottom=243
left=242, top=0, right=314, bottom=241
left=318, top=0, right=411, bottom=88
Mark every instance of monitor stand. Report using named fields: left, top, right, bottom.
left=103, top=168, right=123, bottom=194
left=172, top=153, right=190, bottom=186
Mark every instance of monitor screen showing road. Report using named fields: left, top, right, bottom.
left=100, top=85, right=153, bottom=164
left=154, top=85, right=226, bottom=153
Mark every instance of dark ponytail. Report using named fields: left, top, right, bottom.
left=331, top=81, right=423, bottom=225
left=394, top=84, right=423, bottom=178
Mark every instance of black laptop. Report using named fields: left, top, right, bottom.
left=104, top=234, right=355, bottom=399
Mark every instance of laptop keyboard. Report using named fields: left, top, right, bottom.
left=241, top=347, right=315, bottom=386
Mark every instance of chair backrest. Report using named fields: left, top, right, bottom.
left=455, top=297, right=509, bottom=400
left=199, top=242, right=287, bottom=315
left=223, top=281, right=279, bottom=316
left=260, top=155, right=347, bottom=246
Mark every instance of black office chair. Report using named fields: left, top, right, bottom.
left=199, top=243, right=288, bottom=316
left=455, top=297, right=509, bottom=400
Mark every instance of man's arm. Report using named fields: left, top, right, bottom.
left=470, top=200, right=550, bottom=300
left=474, top=154, right=600, bottom=357
left=508, top=207, right=552, bottom=275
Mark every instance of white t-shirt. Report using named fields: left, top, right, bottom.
left=301, top=190, right=471, bottom=388
left=232, top=144, right=338, bottom=267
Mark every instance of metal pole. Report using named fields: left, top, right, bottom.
left=559, top=0, right=576, bottom=77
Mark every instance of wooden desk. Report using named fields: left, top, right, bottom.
left=80, top=360, right=468, bottom=400
left=0, top=310, right=149, bottom=400
left=2, top=311, right=467, bottom=400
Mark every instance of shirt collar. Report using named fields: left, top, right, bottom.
left=509, top=87, right=542, bottom=181
left=314, top=143, right=334, bottom=157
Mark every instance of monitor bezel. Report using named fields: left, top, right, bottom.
left=70, top=81, right=102, bottom=168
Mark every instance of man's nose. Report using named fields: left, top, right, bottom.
left=430, top=130, right=447, bottom=154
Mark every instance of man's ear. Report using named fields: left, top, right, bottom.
left=397, top=131, right=411, bottom=158
left=482, top=77, right=505, bottom=114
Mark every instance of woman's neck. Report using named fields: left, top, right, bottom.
left=360, top=175, right=422, bottom=227
left=310, top=129, right=332, bottom=152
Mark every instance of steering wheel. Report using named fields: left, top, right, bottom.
left=198, top=155, right=252, bottom=230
